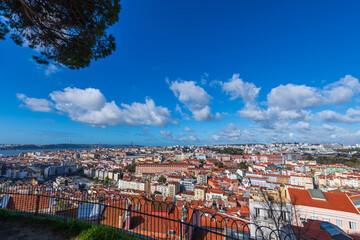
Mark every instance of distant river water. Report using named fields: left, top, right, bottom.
left=0, top=148, right=91, bottom=157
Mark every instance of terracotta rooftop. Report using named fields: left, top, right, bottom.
left=288, top=188, right=360, bottom=214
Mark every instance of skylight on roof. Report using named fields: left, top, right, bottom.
left=308, top=189, right=326, bottom=200
left=352, top=198, right=360, bottom=207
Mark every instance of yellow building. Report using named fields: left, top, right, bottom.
left=194, top=186, right=206, bottom=200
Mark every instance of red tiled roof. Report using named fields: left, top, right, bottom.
left=350, top=195, right=360, bottom=201
left=8, top=194, right=50, bottom=212
left=288, top=188, right=360, bottom=214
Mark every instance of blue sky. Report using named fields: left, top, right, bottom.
left=2, top=0, right=360, bottom=145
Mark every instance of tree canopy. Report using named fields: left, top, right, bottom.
left=210, top=147, right=244, bottom=155
left=238, top=161, right=248, bottom=169
left=0, top=0, right=121, bottom=69
left=214, top=162, right=224, bottom=168
left=105, top=175, right=110, bottom=183
left=124, top=163, right=136, bottom=173
left=158, top=175, right=166, bottom=184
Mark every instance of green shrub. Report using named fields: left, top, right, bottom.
left=52, top=218, right=92, bottom=236
left=0, top=209, right=142, bottom=239
left=76, top=225, right=141, bottom=240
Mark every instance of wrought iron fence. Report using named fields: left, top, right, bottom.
left=0, top=184, right=315, bottom=240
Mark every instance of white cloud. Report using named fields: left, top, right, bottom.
left=136, top=126, right=155, bottom=140
left=222, top=74, right=260, bottom=106
left=44, top=64, right=61, bottom=76
left=235, top=123, right=360, bottom=144
left=211, top=124, right=260, bottom=143
left=324, top=75, right=360, bottom=104
left=321, top=124, right=339, bottom=131
left=178, top=134, right=198, bottom=142
left=239, top=106, right=312, bottom=129
left=169, top=80, right=217, bottom=121
left=200, top=72, right=209, bottom=85
left=192, top=105, right=212, bottom=121
left=18, top=87, right=174, bottom=128
left=237, top=75, right=360, bottom=128
left=293, top=121, right=311, bottom=131
left=160, top=130, right=199, bottom=142
left=50, top=87, right=106, bottom=112
left=188, top=134, right=198, bottom=141
left=318, top=108, right=360, bottom=123
left=267, top=84, right=322, bottom=110
left=212, top=135, right=220, bottom=141
left=288, top=132, right=295, bottom=139
left=175, top=104, right=190, bottom=120
left=347, top=108, right=360, bottom=117
left=214, top=123, right=242, bottom=141
left=215, top=112, right=222, bottom=120
left=170, top=81, right=210, bottom=107
left=120, top=98, right=174, bottom=127
left=160, top=130, right=173, bottom=139
left=16, top=93, right=53, bottom=112
left=184, top=127, right=193, bottom=132
left=290, top=124, right=360, bottom=144
left=228, top=78, right=317, bottom=128
left=266, top=75, right=360, bottom=110
left=209, top=80, right=223, bottom=88
left=213, top=74, right=360, bottom=144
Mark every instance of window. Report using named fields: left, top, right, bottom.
left=255, top=208, right=260, bottom=217
left=336, top=219, right=343, bottom=228
left=281, top=211, right=288, bottom=221
left=350, top=221, right=357, bottom=230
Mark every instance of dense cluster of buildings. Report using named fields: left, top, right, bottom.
left=1, top=142, right=360, bottom=239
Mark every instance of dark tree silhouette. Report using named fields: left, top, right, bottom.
left=0, top=0, right=121, bottom=69
left=124, top=163, right=136, bottom=173
left=158, top=175, right=166, bottom=183
left=1, top=164, right=6, bottom=176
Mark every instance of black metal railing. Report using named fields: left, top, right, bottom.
left=0, top=184, right=315, bottom=240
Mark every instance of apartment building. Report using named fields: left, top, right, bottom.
left=179, top=178, right=196, bottom=192
left=118, top=179, right=150, bottom=192
left=289, top=188, right=360, bottom=235
left=167, top=181, right=180, bottom=197
left=5, top=168, right=27, bottom=179
left=250, top=155, right=283, bottom=165
left=206, top=189, right=227, bottom=201
left=194, top=186, right=206, bottom=200
left=135, top=163, right=188, bottom=175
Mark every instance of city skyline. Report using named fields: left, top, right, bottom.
left=2, top=0, right=360, bottom=145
